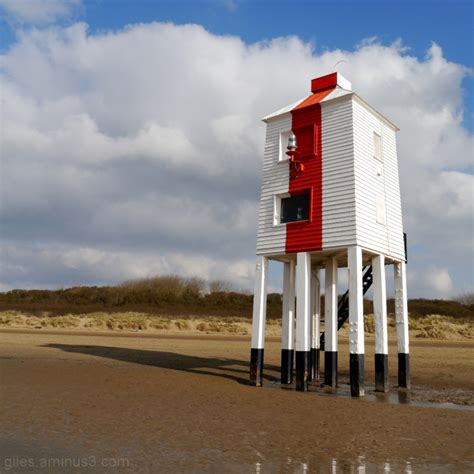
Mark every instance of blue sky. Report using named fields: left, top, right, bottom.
left=0, top=0, right=472, bottom=296
left=2, top=1, right=473, bottom=69
left=82, top=0, right=473, bottom=61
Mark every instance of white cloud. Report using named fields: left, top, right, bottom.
left=220, top=0, right=238, bottom=13
left=0, top=0, right=80, bottom=24
left=0, top=243, right=256, bottom=290
left=0, top=21, right=472, bottom=297
left=425, top=267, right=453, bottom=294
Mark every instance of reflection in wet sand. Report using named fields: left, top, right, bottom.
left=252, top=457, right=472, bottom=473
left=272, top=378, right=474, bottom=412
left=2, top=437, right=470, bottom=473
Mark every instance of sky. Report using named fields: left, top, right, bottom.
left=0, top=0, right=473, bottom=298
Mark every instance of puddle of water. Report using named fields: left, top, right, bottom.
left=270, top=379, right=474, bottom=412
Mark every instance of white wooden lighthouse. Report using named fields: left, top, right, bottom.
left=249, top=72, right=410, bottom=397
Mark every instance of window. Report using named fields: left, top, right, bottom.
left=373, top=132, right=382, bottom=161
left=280, top=194, right=310, bottom=223
left=376, top=194, right=386, bottom=225
left=279, top=131, right=291, bottom=161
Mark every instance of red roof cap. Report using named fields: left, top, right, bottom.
left=311, top=72, right=351, bottom=93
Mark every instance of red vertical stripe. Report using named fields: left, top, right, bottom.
left=285, top=87, right=335, bottom=254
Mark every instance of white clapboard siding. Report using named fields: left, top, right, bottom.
left=322, top=97, right=357, bottom=249
left=256, top=114, right=291, bottom=255
left=352, top=97, right=405, bottom=261
left=381, top=119, right=405, bottom=259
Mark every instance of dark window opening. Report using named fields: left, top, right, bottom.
left=281, top=194, right=310, bottom=223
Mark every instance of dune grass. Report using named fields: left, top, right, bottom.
left=0, top=310, right=472, bottom=340
left=341, top=313, right=474, bottom=340
left=0, top=310, right=280, bottom=336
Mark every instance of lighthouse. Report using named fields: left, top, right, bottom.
left=249, top=72, right=409, bottom=397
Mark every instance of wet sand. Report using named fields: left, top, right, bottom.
left=0, top=329, right=473, bottom=472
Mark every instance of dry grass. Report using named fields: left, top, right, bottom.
left=0, top=311, right=472, bottom=340
left=338, top=313, right=473, bottom=340
left=0, top=311, right=280, bottom=336
left=411, top=314, right=473, bottom=339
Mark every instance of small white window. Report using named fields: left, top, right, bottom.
left=373, top=132, right=382, bottom=161
left=376, top=194, right=386, bottom=225
left=273, top=195, right=281, bottom=225
left=273, top=193, right=288, bottom=225
left=279, top=131, right=291, bottom=161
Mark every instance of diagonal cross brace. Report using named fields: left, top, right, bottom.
left=320, top=265, right=373, bottom=351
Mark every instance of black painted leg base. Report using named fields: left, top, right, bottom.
left=324, top=351, right=338, bottom=387
left=350, top=353, right=365, bottom=397
left=375, top=353, right=389, bottom=392
left=295, top=351, right=310, bottom=391
left=398, top=353, right=411, bottom=389
left=250, top=348, right=264, bottom=387
left=311, top=348, right=320, bottom=381
left=281, top=349, right=294, bottom=384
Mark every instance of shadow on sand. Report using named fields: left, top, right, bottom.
left=43, top=343, right=280, bottom=385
